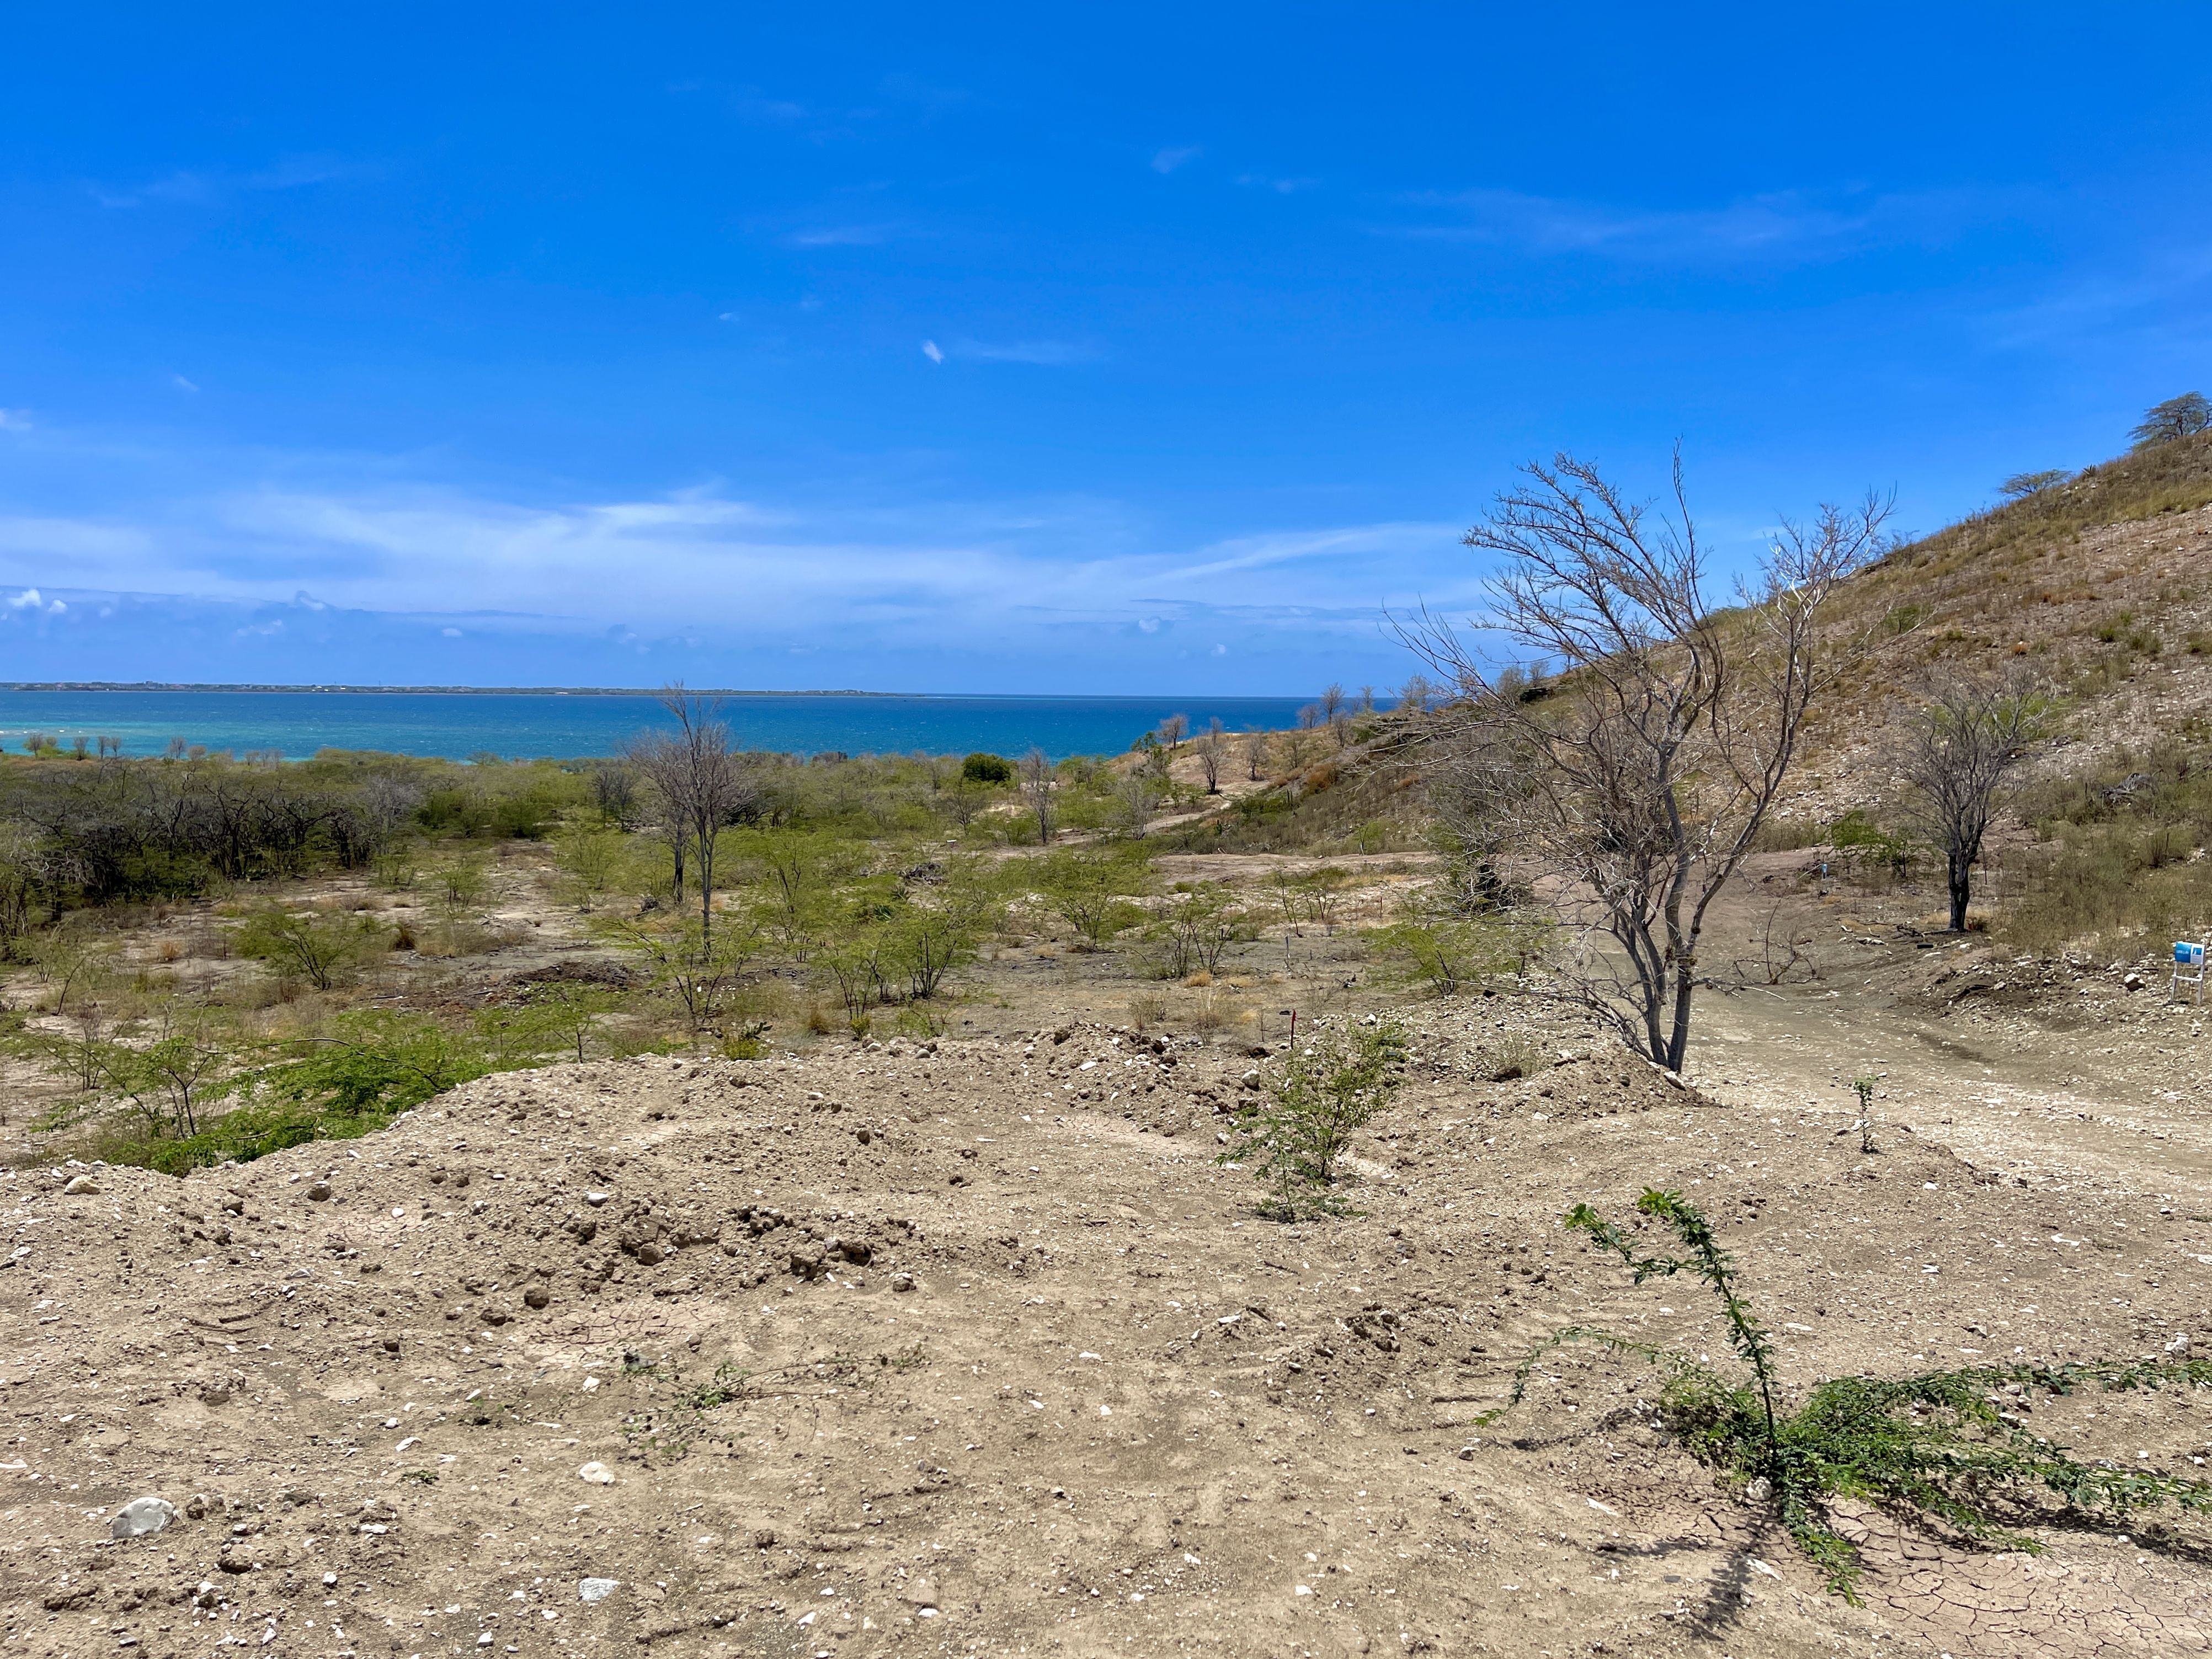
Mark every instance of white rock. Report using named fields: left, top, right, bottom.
left=577, top=1461, right=615, bottom=1485
left=111, top=1496, right=174, bottom=1538
left=578, top=1578, right=620, bottom=1603
left=63, top=1175, right=99, bottom=1196
left=2168, top=1333, right=2193, bottom=1357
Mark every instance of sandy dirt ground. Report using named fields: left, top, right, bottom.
left=9, top=913, right=2212, bottom=1659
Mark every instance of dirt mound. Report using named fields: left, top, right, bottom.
left=6, top=1013, right=2211, bottom=1656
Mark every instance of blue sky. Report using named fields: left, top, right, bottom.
left=3, top=5, right=2209, bottom=692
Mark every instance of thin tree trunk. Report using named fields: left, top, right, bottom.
left=1948, top=851, right=1971, bottom=931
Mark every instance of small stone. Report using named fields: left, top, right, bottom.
left=2168, top=1333, right=2193, bottom=1357
left=111, top=1497, right=174, bottom=1539
left=584, top=1191, right=610, bottom=1207
left=579, top=1577, right=620, bottom=1603
left=577, top=1461, right=615, bottom=1485
left=524, top=1287, right=551, bottom=1310
left=305, top=1181, right=332, bottom=1202
left=62, top=1175, right=98, bottom=1196
left=1745, top=1476, right=1773, bottom=1503
left=635, top=1241, right=665, bottom=1267
left=903, top=1576, right=940, bottom=1609
left=890, top=1273, right=915, bottom=1293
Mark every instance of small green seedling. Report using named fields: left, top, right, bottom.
left=1218, top=1018, right=1408, bottom=1220
left=1851, top=1072, right=1881, bottom=1154
left=1483, top=1188, right=2212, bottom=1600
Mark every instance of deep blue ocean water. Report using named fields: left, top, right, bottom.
left=0, top=690, right=1318, bottom=762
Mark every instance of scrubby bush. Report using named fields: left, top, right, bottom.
left=1220, top=1018, right=1408, bottom=1219
left=234, top=905, right=383, bottom=992
left=960, top=753, right=1014, bottom=784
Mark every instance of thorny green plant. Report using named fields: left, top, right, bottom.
left=1219, top=1018, right=1408, bottom=1220
left=1851, top=1073, right=1881, bottom=1154
left=1481, top=1188, right=2212, bottom=1601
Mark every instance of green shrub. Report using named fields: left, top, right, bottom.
left=1033, top=846, right=1153, bottom=947
left=235, top=905, right=383, bottom=991
left=960, top=753, right=1014, bottom=785
left=1220, top=1018, right=1408, bottom=1219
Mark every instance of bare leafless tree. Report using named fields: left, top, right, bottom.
left=1405, top=451, right=1888, bottom=1072
left=1193, top=718, right=1227, bottom=793
left=1114, top=771, right=1157, bottom=836
left=659, top=685, right=763, bottom=942
left=589, top=760, right=638, bottom=828
left=1894, top=675, right=2045, bottom=932
left=1157, top=713, right=1189, bottom=756
left=1320, top=682, right=1351, bottom=748
left=1241, top=729, right=1270, bottom=781
left=1018, top=747, right=1057, bottom=845
left=623, top=732, right=692, bottom=904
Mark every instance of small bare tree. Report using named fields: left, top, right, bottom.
left=1157, top=713, right=1189, bottom=756
left=589, top=760, right=638, bottom=828
left=1241, top=729, right=1270, bottom=781
left=631, top=685, right=761, bottom=942
left=1894, top=675, right=2045, bottom=932
left=1114, top=771, right=1158, bottom=836
left=1406, top=451, right=1887, bottom=1071
left=624, top=732, right=692, bottom=903
left=1320, top=682, right=1352, bottom=748
left=664, top=686, right=764, bottom=942
left=1018, top=747, right=1057, bottom=845
left=1193, top=718, right=1227, bottom=793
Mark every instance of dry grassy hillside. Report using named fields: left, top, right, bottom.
left=1788, top=430, right=2212, bottom=823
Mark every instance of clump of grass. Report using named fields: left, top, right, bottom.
left=1483, top=1188, right=2212, bottom=1600
left=1481, top=1030, right=1545, bottom=1083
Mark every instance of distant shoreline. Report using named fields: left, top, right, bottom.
left=0, top=685, right=1288, bottom=700
left=0, top=682, right=880, bottom=697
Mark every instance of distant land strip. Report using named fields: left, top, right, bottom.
left=0, top=682, right=884, bottom=697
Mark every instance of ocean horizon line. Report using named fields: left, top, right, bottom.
left=0, top=682, right=1317, bottom=701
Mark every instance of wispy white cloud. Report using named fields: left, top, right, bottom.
left=0, top=475, right=1465, bottom=657
left=1236, top=174, right=1318, bottom=196
left=950, top=338, right=1099, bottom=367
left=0, top=410, right=30, bottom=431
left=172, top=375, right=201, bottom=393
left=921, top=339, right=945, bottom=364
left=91, top=154, right=374, bottom=210
left=1384, top=184, right=2008, bottom=265
left=784, top=223, right=894, bottom=248
left=1152, top=145, right=1202, bottom=174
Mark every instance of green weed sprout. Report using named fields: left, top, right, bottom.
left=1851, top=1073, right=1881, bottom=1154
left=1480, top=1188, right=2212, bottom=1601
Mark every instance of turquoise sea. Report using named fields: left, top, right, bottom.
left=0, top=690, right=1319, bottom=763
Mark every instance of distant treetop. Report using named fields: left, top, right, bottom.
left=2131, top=392, right=2212, bottom=451
left=1998, top=469, right=2070, bottom=500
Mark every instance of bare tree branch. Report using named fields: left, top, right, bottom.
left=1401, top=450, right=1889, bottom=1071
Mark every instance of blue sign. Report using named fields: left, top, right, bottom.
left=2177, top=941, right=2206, bottom=967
